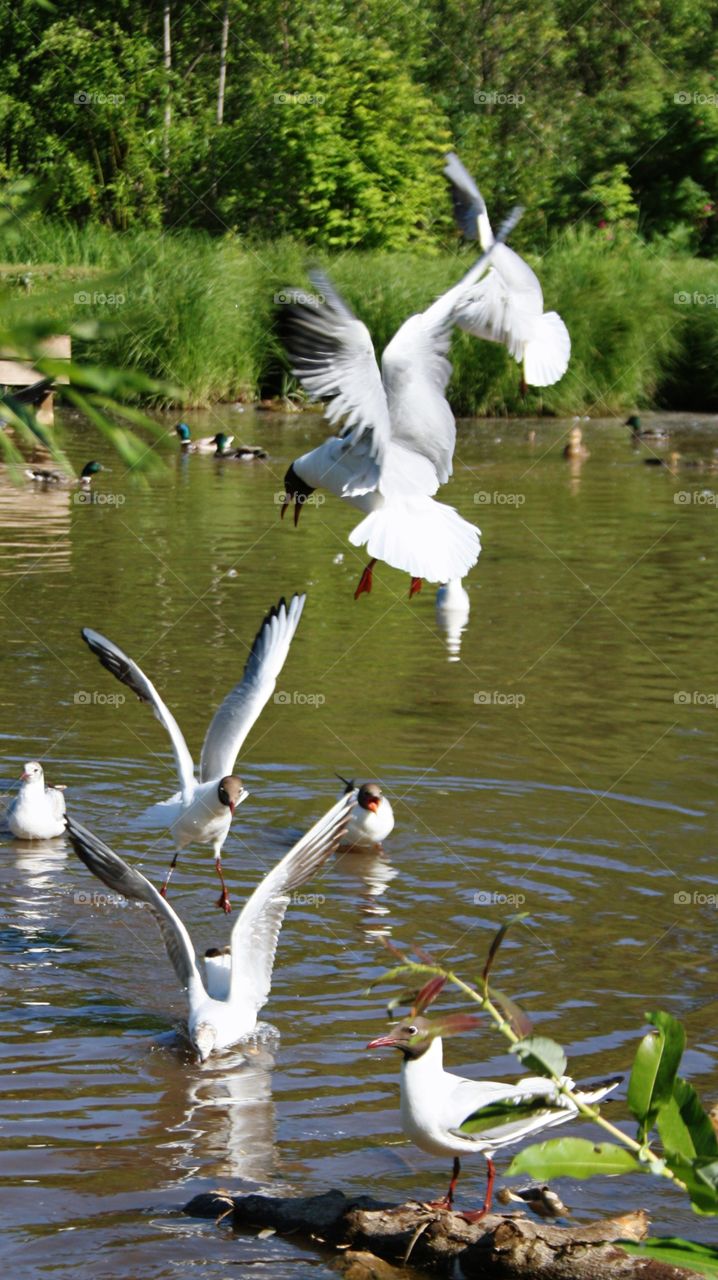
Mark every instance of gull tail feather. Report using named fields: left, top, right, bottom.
left=349, top=496, right=481, bottom=583
left=523, top=312, right=571, bottom=387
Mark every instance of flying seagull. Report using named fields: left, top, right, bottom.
left=81, top=594, right=305, bottom=911
left=66, top=790, right=354, bottom=1060
left=278, top=209, right=522, bottom=599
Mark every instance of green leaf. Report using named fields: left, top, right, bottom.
left=515, top=1035, right=567, bottom=1079
left=627, top=1010, right=686, bottom=1128
left=508, top=1137, right=644, bottom=1180
left=658, top=1078, right=718, bottom=1162
left=661, top=1153, right=718, bottom=1215
left=460, top=1092, right=569, bottom=1137
left=619, top=1238, right=718, bottom=1278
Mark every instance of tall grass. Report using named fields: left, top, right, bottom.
left=1, top=219, right=716, bottom=412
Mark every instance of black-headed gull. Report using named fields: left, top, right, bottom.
left=278, top=212, right=522, bottom=599
left=443, top=152, right=571, bottom=390
left=337, top=776, right=394, bottom=849
left=6, top=760, right=66, bottom=840
left=368, top=1015, right=620, bottom=1220
left=66, top=790, right=354, bottom=1060
left=81, top=594, right=305, bottom=911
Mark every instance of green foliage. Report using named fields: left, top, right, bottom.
left=619, top=1238, right=718, bottom=1280
left=508, top=1137, right=644, bottom=1180
left=1, top=0, right=716, bottom=249
left=628, top=1010, right=687, bottom=1139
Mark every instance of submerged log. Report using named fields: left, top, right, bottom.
left=183, top=1188, right=703, bottom=1279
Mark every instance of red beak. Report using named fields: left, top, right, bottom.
left=367, top=1033, right=397, bottom=1049
left=228, top=801, right=236, bottom=816
left=366, top=798, right=380, bottom=813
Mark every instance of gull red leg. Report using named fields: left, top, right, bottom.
left=215, top=857, right=232, bottom=913
left=409, top=576, right=423, bottom=598
left=423, top=1156, right=461, bottom=1210
left=159, top=851, right=179, bottom=898
left=460, top=1155, right=496, bottom=1224
left=354, top=558, right=377, bottom=600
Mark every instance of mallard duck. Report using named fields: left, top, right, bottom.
left=563, top=425, right=590, bottom=461
left=213, top=432, right=267, bottom=461
left=626, top=414, right=669, bottom=443
left=26, top=460, right=102, bottom=488
left=175, top=422, right=234, bottom=454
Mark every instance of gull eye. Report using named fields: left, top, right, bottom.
left=406, top=1025, right=418, bottom=1036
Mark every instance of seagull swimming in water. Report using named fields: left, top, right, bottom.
left=81, top=595, right=305, bottom=911
left=6, top=761, right=66, bottom=840
left=66, top=790, right=354, bottom=1060
left=278, top=208, right=523, bottom=600
left=368, top=1014, right=620, bottom=1220
left=443, top=152, right=571, bottom=390
left=337, top=775, right=394, bottom=849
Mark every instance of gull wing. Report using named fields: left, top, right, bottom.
left=199, top=594, right=305, bottom=784
left=66, top=816, right=203, bottom=997
left=278, top=271, right=392, bottom=477
left=81, top=628, right=195, bottom=803
left=227, top=791, right=355, bottom=1014
left=443, top=151, right=485, bottom=241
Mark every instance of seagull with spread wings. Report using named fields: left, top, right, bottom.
left=278, top=211, right=522, bottom=600
left=66, top=790, right=354, bottom=1060
left=443, top=151, right=571, bottom=390
left=81, top=595, right=305, bottom=911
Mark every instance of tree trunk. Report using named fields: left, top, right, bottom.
left=217, top=0, right=229, bottom=125
left=183, top=1189, right=703, bottom=1280
left=163, top=2, right=171, bottom=168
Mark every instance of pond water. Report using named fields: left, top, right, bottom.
left=1, top=408, right=717, bottom=1277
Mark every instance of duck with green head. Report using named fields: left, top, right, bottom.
left=175, top=422, right=234, bottom=454
left=626, top=414, right=669, bottom=443
left=213, top=432, right=267, bottom=461
left=26, top=460, right=103, bottom=488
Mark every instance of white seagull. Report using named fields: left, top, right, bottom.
left=337, top=776, right=394, bottom=849
left=66, top=791, right=354, bottom=1060
left=443, top=152, right=571, bottom=390
left=81, top=594, right=305, bottom=911
left=368, top=1015, right=620, bottom=1220
left=278, top=210, right=522, bottom=599
left=7, top=761, right=66, bottom=840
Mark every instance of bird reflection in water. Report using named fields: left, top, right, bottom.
left=171, top=1031, right=279, bottom=1185
left=435, top=579, right=471, bottom=662
left=334, top=847, right=399, bottom=938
